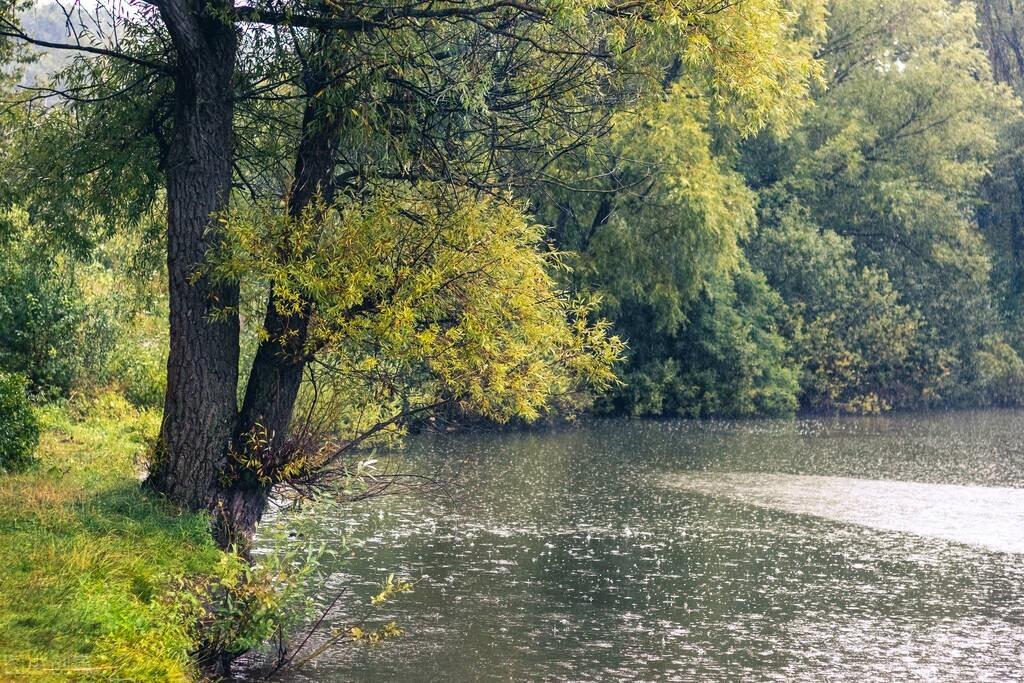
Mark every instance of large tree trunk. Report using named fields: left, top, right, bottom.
left=213, top=88, right=341, bottom=547
left=144, top=8, right=342, bottom=547
left=146, top=1, right=241, bottom=514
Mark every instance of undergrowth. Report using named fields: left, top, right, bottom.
left=0, top=392, right=406, bottom=681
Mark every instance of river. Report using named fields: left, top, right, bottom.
left=246, top=410, right=1024, bottom=681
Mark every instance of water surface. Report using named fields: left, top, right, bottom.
left=249, top=410, right=1024, bottom=681
left=668, top=472, right=1024, bottom=553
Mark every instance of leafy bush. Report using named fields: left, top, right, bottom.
left=0, top=215, right=92, bottom=397
left=0, top=371, right=39, bottom=473
left=0, top=211, right=168, bottom=404
left=970, top=335, right=1024, bottom=406
left=173, top=547, right=319, bottom=669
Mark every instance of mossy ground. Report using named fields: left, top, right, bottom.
left=0, top=394, right=223, bottom=681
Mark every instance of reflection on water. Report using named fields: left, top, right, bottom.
left=667, top=472, right=1024, bottom=553
left=246, top=410, right=1024, bottom=682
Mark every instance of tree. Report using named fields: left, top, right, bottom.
left=541, top=0, right=1023, bottom=416
left=747, top=191, right=922, bottom=412
left=532, top=0, right=824, bottom=414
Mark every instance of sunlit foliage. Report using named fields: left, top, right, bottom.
left=210, top=185, right=623, bottom=433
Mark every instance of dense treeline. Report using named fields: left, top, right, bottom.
left=549, top=0, right=1024, bottom=417
left=3, top=0, right=1024, bottom=432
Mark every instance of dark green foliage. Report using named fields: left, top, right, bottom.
left=573, top=0, right=1024, bottom=416
left=0, top=223, right=92, bottom=396
left=0, top=371, right=38, bottom=473
left=747, top=192, right=925, bottom=412
left=969, top=334, right=1024, bottom=406
left=608, top=260, right=799, bottom=418
left=975, top=0, right=1024, bottom=349
left=739, top=0, right=1020, bottom=412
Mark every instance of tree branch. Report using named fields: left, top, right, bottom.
left=0, top=23, right=169, bottom=72
left=233, top=0, right=547, bottom=31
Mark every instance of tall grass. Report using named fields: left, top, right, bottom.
left=0, top=394, right=223, bottom=681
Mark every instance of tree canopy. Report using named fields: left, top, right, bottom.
left=0, top=0, right=828, bottom=547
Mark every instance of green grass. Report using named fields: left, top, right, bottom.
left=0, top=394, right=223, bottom=681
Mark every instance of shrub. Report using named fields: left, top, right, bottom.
left=0, top=209, right=97, bottom=397
left=0, top=252, right=90, bottom=397
left=173, top=547, right=319, bottom=670
left=606, top=261, right=800, bottom=418
left=0, top=209, right=160, bottom=403
left=971, top=334, right=1024, bottom=406
left=0, top=371, right=39, bottom=473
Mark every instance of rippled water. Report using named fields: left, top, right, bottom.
left=247, top=410, right=1024, bottom=681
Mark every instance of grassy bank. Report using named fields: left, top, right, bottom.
left=0, top=395, right=223, bottom=681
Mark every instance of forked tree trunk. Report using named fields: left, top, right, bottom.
left=212, top=88, right=341, bottom=547
left=145, top=1, right=241, bottom=514
left=145, top=5, right=341, bottom=549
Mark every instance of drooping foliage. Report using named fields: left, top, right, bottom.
left=534, top=0, right=825, bottom=414
left=3, top=0, right=1024, bottom=438
left=557, top=0, right=1024, bottom=416
left=209, top=185, right=623, bottom=438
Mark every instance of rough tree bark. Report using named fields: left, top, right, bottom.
left=142, top=2, right=342, bottom=550
left=145, top=0, right=241, bottom=513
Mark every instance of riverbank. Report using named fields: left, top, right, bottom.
left=0, top=395, right=223, bottom=681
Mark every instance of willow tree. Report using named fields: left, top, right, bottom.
left=1, top=0, right=821, bottom=544
left=533, top=0, right=824, bottom=413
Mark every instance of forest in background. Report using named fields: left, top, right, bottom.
left=560, top=0, right=1024, bottom=417
left=5, top=0, right=1024, bottom=426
